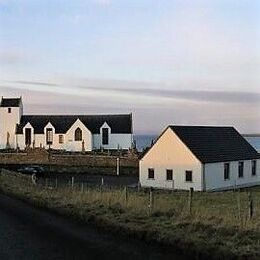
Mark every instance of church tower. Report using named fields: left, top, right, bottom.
left=0, top=97, right=23, bottom=149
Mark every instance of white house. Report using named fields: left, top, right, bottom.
left=0, top=97, right=133, bottom=151
left=140, top=125, right=260, bottom=191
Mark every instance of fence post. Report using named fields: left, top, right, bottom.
left=124, top=186, right=128, bottom=205
left=116, top=158, right=120, bottom=176
left=45, top=178, right=48, bottom=188
left=237, top=188, right=241, bottom=221
left=188, top=187, right=194, bottom=215
left=248, top=191, right=253, bottom=220
left=81, top=183, right=84, bottom=193
left=149, top=187, right=154, bottom=216
left=71, top=176, right=74, bottom=189
left=101, top=177, right=104, bottom=186
left=137, top=181, right=141, bottom=192
left=55, top=177, right=58, bottom=189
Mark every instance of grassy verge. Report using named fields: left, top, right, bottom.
left=0, top=169, right=259, bottom=259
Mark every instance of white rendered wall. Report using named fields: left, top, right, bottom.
left=63, top=119, right=92, bottom=151
left=139, top=128, right=203, bottom=191
left=205, top=159, right=260, bottom=191
left=0, top=106, right=22, bottom=149
left=93, top=134, right=132, bottom=150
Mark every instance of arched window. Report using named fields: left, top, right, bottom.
left=75, top=127, right=82, bottom=141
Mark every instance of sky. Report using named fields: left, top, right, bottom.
left=0, top=0, right=260, bottom=134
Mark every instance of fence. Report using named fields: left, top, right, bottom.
left=0, top=169, right=260, bottom=227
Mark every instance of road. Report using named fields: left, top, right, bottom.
left=0, top=194, right=184, bottom=260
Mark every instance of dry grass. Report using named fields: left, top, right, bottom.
left=0, top=169, right=259, bottom=259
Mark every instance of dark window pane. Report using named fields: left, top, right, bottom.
left=8, top=108, right=11, bottom=113
left=46, top=128, right=53, bottom=145
left=102, top=128, right=109, bottom=145
left=166, top=169, right=173, bottom=180
left=252, top=160, right=257, bottom=176
left=148, top=168, right=154, bottom=179
left=75, top=128, right=82, bottom=141
left=238, top=162, right=244, bottom=178
left=224, top=163, right=230, bottom=180
left=185, top=171, right=192, bottom=182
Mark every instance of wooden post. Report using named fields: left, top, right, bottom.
left=101, top=177, right=104, bottom=186
left=124, top=186, right=128, bottom=205
left=248, top=191, right=253, bottom=220
left=188, top=187, right=194, bottom=215
left=149, top=187, right=154, bottom=216
left=116, top=158, right=120, bottom=176
left=237, top=188, right=241, bottom=221
left=137, top=181, right=141, bottom=192
left=81, top=183, right=84, bottom=193
left=71, top=176, right=74, bottom=189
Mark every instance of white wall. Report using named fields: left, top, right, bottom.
left=205, top=159, right=260, bottom=191
left=0, top=106, right=21, bottom=149
left=17, top=119, right=92, bottom=151
left=93, top=134, right=132, bottom=150
left=139, top=128, right=203, bottom=191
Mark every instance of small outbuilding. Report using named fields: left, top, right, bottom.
left=139, top=126, right=260, bottom=191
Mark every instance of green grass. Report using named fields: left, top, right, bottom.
left=0, top=169, right=259, bottom=259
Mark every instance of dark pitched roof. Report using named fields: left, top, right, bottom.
left=0, top=97, right=21, bottom=107
left=16, top=114, right=132, bottom=134
left=169, top=125, right=259, bottom=163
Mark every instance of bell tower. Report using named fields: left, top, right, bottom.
left=0, top=97, right=23, bottom=149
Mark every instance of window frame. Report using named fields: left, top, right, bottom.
left=46, top=128, right=53, bottom=145
left=102, top=127, right=109, bottom=145
left=224, top=163, right=230, bottom=180
left=59, top=134, right=64, bottom=144
left=238, top=161, right=244, bottom=178
left=148, top=168, right=155, bottom=179
left=252, top=160, right=257, bottom=176
left=185, top=170, right=193, bottom=182
left=74, top=127, right=82, bottom=141
left=166, top=169, right=173, bottom=181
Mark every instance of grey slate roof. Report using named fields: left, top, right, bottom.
left=16, top=114, right=132, bottom=134
left=170, top=126, right=259, bottom=163
left=0, top=98, right=21, bottom=107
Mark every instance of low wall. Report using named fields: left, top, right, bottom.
left=0, top=149, right=138, bottom=174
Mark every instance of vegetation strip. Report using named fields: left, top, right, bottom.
left=0, top=169, right=259, bottom=259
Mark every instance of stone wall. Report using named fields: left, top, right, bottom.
left=0, top=148, right=138, bottom=170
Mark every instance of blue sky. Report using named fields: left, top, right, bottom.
left=0, top=0, right=260, bottom=134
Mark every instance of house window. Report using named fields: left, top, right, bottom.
left=102, top=128, right=109, bottom=145
left=252, top=160, right=257, bottom=176
left=46, top=128, right=53, bottom=145
left=224, top=163, right=230, bottom=180
left=238, top=161, right=244, bottom=178
left=59, top=135, right=64, bottom=144
left=166, top=169, right=173, bottom=181
left=8, top=108, right=11, bottom=113
left=148, top=168, right=154, bottom=179
left=185, top=171, right=192, bottom=182
left=75, top=128, right=82, bottom=141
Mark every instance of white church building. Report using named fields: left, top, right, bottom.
left=0, top=97, right=133, bottom=151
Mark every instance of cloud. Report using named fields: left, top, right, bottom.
left=0, top=49, right=26, bottom=64
left=8, top=78, right=260, bottom=105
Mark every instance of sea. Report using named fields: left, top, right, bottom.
left=134, top=135, right=260, bottom=153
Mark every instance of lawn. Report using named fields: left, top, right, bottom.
left=0, top=169, right=259, bottom=259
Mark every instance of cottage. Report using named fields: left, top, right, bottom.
left=140, top=125, right=260, bottom=191
left=0, top=97, right=133, bottom=151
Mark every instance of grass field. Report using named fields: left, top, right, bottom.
left=0, top=169, right=259, bottom=259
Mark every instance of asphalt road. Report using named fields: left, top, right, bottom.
left=0, top=194, right=184, bottom=260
